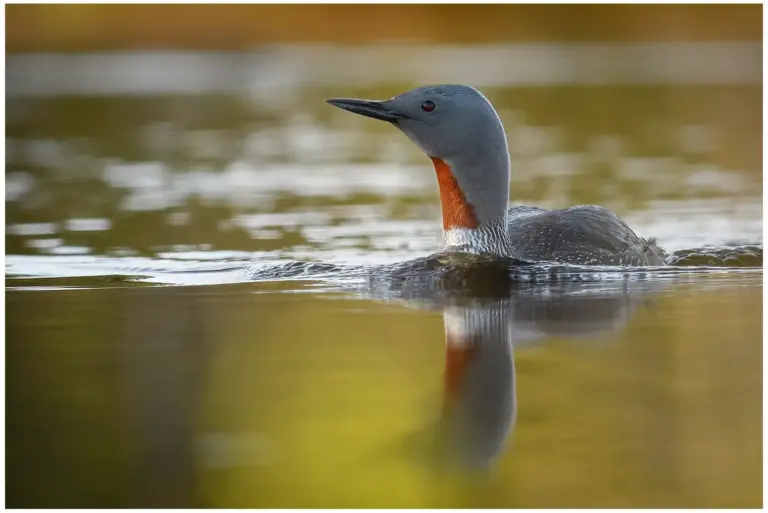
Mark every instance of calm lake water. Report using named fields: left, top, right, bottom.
left=5, top=46, right=763, bottom=508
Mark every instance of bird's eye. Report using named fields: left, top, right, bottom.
left=421, top=100, right=436, bottom=112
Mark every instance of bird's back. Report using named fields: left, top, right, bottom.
left=506, top=205, right=666, bottom=266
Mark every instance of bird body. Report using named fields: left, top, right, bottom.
left=327, top=84, right=666, bottom=266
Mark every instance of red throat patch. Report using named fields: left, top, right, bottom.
left=430, top=157, right=479, bottom=230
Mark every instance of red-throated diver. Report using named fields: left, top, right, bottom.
left=327, top=85, right=666, bottom=266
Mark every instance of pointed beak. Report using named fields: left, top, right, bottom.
left=325, top=98, right=406, bottom=122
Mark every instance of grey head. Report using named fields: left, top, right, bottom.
left=327, top=85, right=512, bottom=229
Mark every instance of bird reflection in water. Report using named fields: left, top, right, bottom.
left=438, top=297, right=517, bottom=472
left=380, top=262, right=660, bottom=473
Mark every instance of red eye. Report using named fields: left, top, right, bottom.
left=421, top=100, right=436, bottom=112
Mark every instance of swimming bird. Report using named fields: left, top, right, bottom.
left=327, top=84, right=666, bottom=266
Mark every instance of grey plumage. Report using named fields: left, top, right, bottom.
left=506, top=205, right=666, bottom=266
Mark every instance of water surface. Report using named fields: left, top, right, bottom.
left=6, top=46, right=762, bottom=508
left=7, top=269, right=762, bottom=508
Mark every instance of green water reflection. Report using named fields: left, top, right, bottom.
left=6, top=273, right=761, bottom=508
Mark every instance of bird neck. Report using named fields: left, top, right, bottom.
left=430, top=156, right=513, bottom=256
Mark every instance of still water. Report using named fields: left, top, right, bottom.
left=5, top=47, right=763, bottom=508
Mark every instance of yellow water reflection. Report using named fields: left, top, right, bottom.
left=184, top=279, right=760, bottom=508
left=6, top=271, right=761, bottom=508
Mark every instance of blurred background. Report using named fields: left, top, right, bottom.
left=6, top=4, right=763, bottom=509
left=5, top=4, right=762, bottom=259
